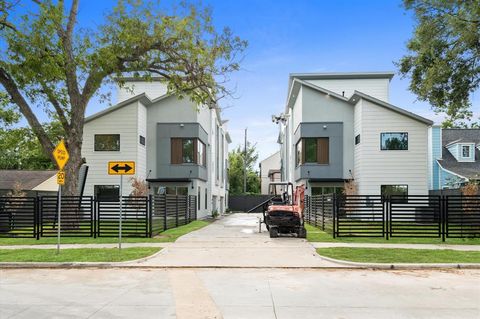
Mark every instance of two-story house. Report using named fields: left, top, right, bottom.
left=82, top=77, right=230, bottom=218
left=279, top=72, right=433, bottom=197
left=429, top=127, right=480, bottom=189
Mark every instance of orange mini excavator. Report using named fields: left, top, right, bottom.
left=262, top=182, right=307, bottom=238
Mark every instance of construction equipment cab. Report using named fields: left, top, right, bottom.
left=263, top=182, right=307, bottom=238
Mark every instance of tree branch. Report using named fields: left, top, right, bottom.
left=0, top=67, right=55, bottom=157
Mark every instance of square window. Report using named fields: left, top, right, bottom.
left=94, top=185, right=119, bottom=201
left=381, top=185, right=408, bottom=203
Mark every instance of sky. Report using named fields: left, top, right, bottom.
left=13, top=0, right=480, bottom=166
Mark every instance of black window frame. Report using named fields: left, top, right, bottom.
left=380, top=132, right=408, bottom=151
left=94, top=185, right=120, bottom=201
left=139, top=135, right=146, bottom=146
left=94, top=134, right=120, bottom=152
left=381, top=184, right=408, bottom=203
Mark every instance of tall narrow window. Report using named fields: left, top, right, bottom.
left=182, top=139, right=194, bottom=163
left=197, top=140, right=206, bottom=166
left=198, top=187, right=201, bottom=209
left=296, top=140, right=303, bottom=166
left=462, top=145, right=471, bottom=158
left=304, top=138, right=317, bottom=163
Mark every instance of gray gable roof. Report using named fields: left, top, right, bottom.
left=438, top=129, right=480, bottom=180
left=0, top=170, right=57, bottom=190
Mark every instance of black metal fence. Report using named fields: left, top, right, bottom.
left=304, top=194, right=480, bottom=240
left=0, top=195, right=197, bottom=239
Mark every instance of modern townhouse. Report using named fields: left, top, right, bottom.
left=259, top=151, right=281, bottom=194
left=278, top=72, right=433, bottom=197
left=82, top=77, right=230, bottom=218
left=429, top=127, right=480, bottom=189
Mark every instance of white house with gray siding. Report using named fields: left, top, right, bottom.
left=278, top=72, right=433, bottom=197
left=82, top=78, right=230, bottom=218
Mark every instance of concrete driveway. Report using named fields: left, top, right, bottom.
left=134, top=213, right=340, bottom=268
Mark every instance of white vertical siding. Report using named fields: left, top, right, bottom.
left=82, top=102, right=140, bottom=196
left=355, top=99, right=429, bottom=195
left=137, top=102, right=147, bottom=181
left=305, top=78, right=390, bottom=102
left=117, top=81, right=168, bottom=103
left=353, top=99, right=363, bottom=186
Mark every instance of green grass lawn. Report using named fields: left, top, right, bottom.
left=306, top=224, right=480, bottom=245
left=0, top=247, right=161, bottom=262
left=316, top=247, right=480, bottom=263
left=0, top=220, right=210, bottom=246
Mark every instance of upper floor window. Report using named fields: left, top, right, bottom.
left=139, top=135, right=146, bottom=146
left=380, top=132, right=408, bottom=150
left=461, top=145, right=471, bottom=158
left=171, top=138, right=205, bottom=165
left=94, top=134, right=120, bottom=151
left=296, top=137, right=329, bottom=166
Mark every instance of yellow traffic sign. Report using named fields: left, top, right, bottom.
left=57, top=170, right=65, bottom=185
left=53, top=140, right=69, bottom=170
left=108, top=161, right=135, bottom=175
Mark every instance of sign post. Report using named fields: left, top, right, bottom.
left=108, top=161, right=135, bottom=250
left=52, top=140, right=69, bottom=254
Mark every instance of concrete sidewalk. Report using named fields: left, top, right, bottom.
left=311, top=242, right=480, bottom=251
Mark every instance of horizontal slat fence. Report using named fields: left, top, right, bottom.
left=302, top=194, right=480, bottom=241
left=97, top=197, right=149, bottom=238
left=445, top=196, right=480, bottom=238
left=0, top=197, right=37, bottom=238
left=40, top=196, right=94, bottom=237
left=149, top=195, right=198, bottom=237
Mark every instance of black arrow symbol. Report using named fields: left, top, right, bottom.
left=112, top=163, right=132, bottom=173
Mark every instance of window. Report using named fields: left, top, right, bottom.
left=296, top=138, right=329, bottom=165
left=94, top=185, right=119, bottom=201
left=94, top=134, right=120, bottom=151
left=381, top=185, right=408, bottom=202
left=204, top=189, right=207, bottom=209
left=355, top=134, right=360, bottom=145
left=305, top=138, right=317, bottom=163
left=171, top=138, right=203, bottom=164
left=156, top=186, right=188, bottom=196
left=182, top=139, right=194, bottom=163
left=462, top=145, right=471, bottom=158
left=296, top=140, right=302, bottom=166
left=198, top=187, right=201, bottom=209
left=381, top=133, right=408, bottom=150
left=139, top=135, right=146, bottom=146
left=311, top=186, right=344, bottom=195
left=197, top=140, right=206, bottom=166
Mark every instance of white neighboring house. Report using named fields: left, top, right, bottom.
left=82, top=78, right=231, bottom=218
left=279, top=72, right=433, bottom=197
left=259, top=151, right=281, bottom=194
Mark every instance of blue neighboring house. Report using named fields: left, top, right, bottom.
left=429, top=127, right=480, bottom=189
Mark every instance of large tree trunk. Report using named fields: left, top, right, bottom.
left=63, top=119, right=84, bottom=197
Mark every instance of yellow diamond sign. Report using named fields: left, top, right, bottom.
left=53, top=140, right=69, bottom=170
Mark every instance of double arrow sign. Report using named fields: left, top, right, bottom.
left=108, top=161, right=136, bottom=175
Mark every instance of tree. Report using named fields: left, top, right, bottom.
left=398, top=0, right=480, bottom=127
left=0, top=121, right=64, bottom=169
left=228, top=142, right=260, bottom=195
left=0, top=0, right=246, bottom=195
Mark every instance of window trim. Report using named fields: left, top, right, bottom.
left=380, top=132, right=409, bottom=151
left=94, top=134, right=120, bottom=152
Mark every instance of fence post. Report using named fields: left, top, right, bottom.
left=35, top=196, right=40, bottom=240
left=332, top=194, right=336, bottom=239
left=148, top=195, right=152, bottom=238
left=164, top=195, right=168, bottom=231
left=442, top=195, right=446, bottom=242
left=175, top=195, right=179, bottom=227
left=93, top=197, right=97, bottom=238
left=384, top=196, right=389, bottom=240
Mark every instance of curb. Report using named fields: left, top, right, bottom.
left=316, top=254, right=480, bottom=270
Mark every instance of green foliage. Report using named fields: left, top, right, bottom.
left=228, top=142, right=260, bottom=195
left=398, top=0, right=480, bottom=127
left=0, top=121, right=64, bottom=169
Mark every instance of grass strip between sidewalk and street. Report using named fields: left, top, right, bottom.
left=0, top=220, right=210, bottom=246
left=316, top=247, right=480, bottom=264
left=0, top=247, right=161, bottom=262
left=305, top=224, right=480, bottom=245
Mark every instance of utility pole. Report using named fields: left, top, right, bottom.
left=244, top=127, right=247, bottom=194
